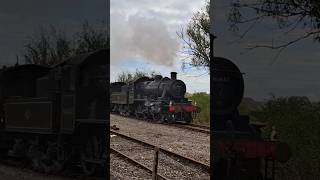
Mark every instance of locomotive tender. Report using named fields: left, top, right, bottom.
left=111, top=72, right=199, bottom=123
left=0, top=49, right=108, bottom=176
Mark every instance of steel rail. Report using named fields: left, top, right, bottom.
left=173, top=124, right=210, bottom=134
left=110, top=129, right=210, bottom=172
left=189, top=123, right=210, bottom=130
left=110, top=147, right=169, bottom=180
left=111, top=113, right=210, bottom=134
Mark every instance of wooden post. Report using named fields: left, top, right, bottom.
left=152, top=147, right=159, bottom=180
left=272, top=160, right=275, bottom=180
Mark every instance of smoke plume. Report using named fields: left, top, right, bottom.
left=111, top=13, right=179, bottom=66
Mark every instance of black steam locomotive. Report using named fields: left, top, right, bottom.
left=111, top=72, right=199, bottom=123
left=212, top=57, right=290, bottom=180
left=0, top=49, right=108, bottom=176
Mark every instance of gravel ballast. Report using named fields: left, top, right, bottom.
left=110, top=114, right=210, bottom=164
left=111, top=135, right=209, bottom=179
left=110, top=114, right=210, bottom=179
left=110, top=153, right=152, bottom=180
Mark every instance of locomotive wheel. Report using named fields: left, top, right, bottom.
left=135, top=112, right=143, bottom=119
left=166, top=114, right=175, bottom=124
left=152, top=113, right=161, bottom=122
left=80, top=135, right=105, bottom=176
left=159, top=114, right=165, bottom=123
left=160, top=114, right=170, bottom=123
left=184, top=113, right=192, bottom=124
left=145, top=113, right=153, bottom=122
left=28, top=141, right=63, bottom=174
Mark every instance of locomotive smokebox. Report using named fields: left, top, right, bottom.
left=171, top=72, right=177, bottom=80
left=154, top=75, right=162, bottom=81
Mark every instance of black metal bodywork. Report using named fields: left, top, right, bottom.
left=111, top=72, right=198, bottom=123
left=212, top=57, right=289, bottom=180
left=0, top=49, right=109, bottom=176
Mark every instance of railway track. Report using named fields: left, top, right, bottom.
left=110, top=129, right=210, bottom=179
left=111, top=147, right=169, bottom=180
left=174, top=123, right=210, bottom=134
left=188, top=123, right=210, bottom=130
left=111, top=113, right=210, bottom=134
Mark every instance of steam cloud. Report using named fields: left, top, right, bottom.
left=111, top=13, right=179, bottom=66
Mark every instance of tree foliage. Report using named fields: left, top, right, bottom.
left=116, top=69, right=160, bottom=83
left=188, top=92, right=210, bottom=123
left=250, top=96, right=320, bottom=179
left=75, top=22, right=110, bottom=54
left=23, top=27, right=72, bottom=66
left=23, top=21, right=109, bottom=66
left=178, top=1, right=210, bottom=72
left=228, top=0, right=320, bottom=50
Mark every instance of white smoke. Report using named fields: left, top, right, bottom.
left=110, top=13, right=179, bottom=66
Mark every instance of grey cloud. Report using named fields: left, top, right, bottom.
left=111, top=0, right=204, bottom=12
left=111, top=13, right=179, bottom=66
left=110, top=0, right=207, bottom=66
left=110, top=0, right=204, bottom=27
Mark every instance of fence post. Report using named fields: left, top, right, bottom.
left=152, top=146, right=159, bottom=180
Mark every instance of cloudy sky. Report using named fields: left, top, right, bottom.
left=0, top=0, right=109, bottom=65
left=110, top=0, right=210, bottom=94
left=214, top=0, right=320, bottom=101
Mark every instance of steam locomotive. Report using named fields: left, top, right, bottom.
left=212, top=57, right=290, bottom=180
left=110, top=72, right=199, bottom=123
left=0, top=49, right=108, bottom=176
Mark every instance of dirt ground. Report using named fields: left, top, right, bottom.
left=0, top=164, right=70, bottom=180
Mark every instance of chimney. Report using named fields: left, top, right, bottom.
left=170, top=72, right=177, bottom=80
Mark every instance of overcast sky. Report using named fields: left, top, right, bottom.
left=0, top=0, right=109, bottom=66
left=214, top=0, right=320, bottom=101
left=110, top=0, right=210, bottom=94
left=3, top=1, right=317, bottom=100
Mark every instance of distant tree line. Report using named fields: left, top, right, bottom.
left=115, top=69, right=160, bottom=83
left=21, top=21, right=109, bottom=66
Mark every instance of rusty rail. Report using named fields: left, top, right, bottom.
left=110, top=129, right=210, bottom=172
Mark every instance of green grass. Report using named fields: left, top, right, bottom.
left=187, top=92, right=210, bottom=124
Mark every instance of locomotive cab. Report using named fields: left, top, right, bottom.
left=52, top=49, right=108, bottom=130
left=0, top=64, right=51, bottom=132
left=0, top=49, right=109, bottom=176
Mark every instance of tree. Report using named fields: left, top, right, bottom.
left=23, top=26, right=72, bottom=66
left=116, top=69, right=160, bottom=83
left=22, top=21, right=109, bottom=66
left=250, top=96, right=320, bottom=179
left=74, top=21, right=110, bottom=54
left=228, top=0, right=320, bottom=50
left=178, top=1, right=210, bottom=72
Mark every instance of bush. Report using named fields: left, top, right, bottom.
left=250, top=96, right=320, bottom=180
left=188, top=92, right=210, bottom=124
